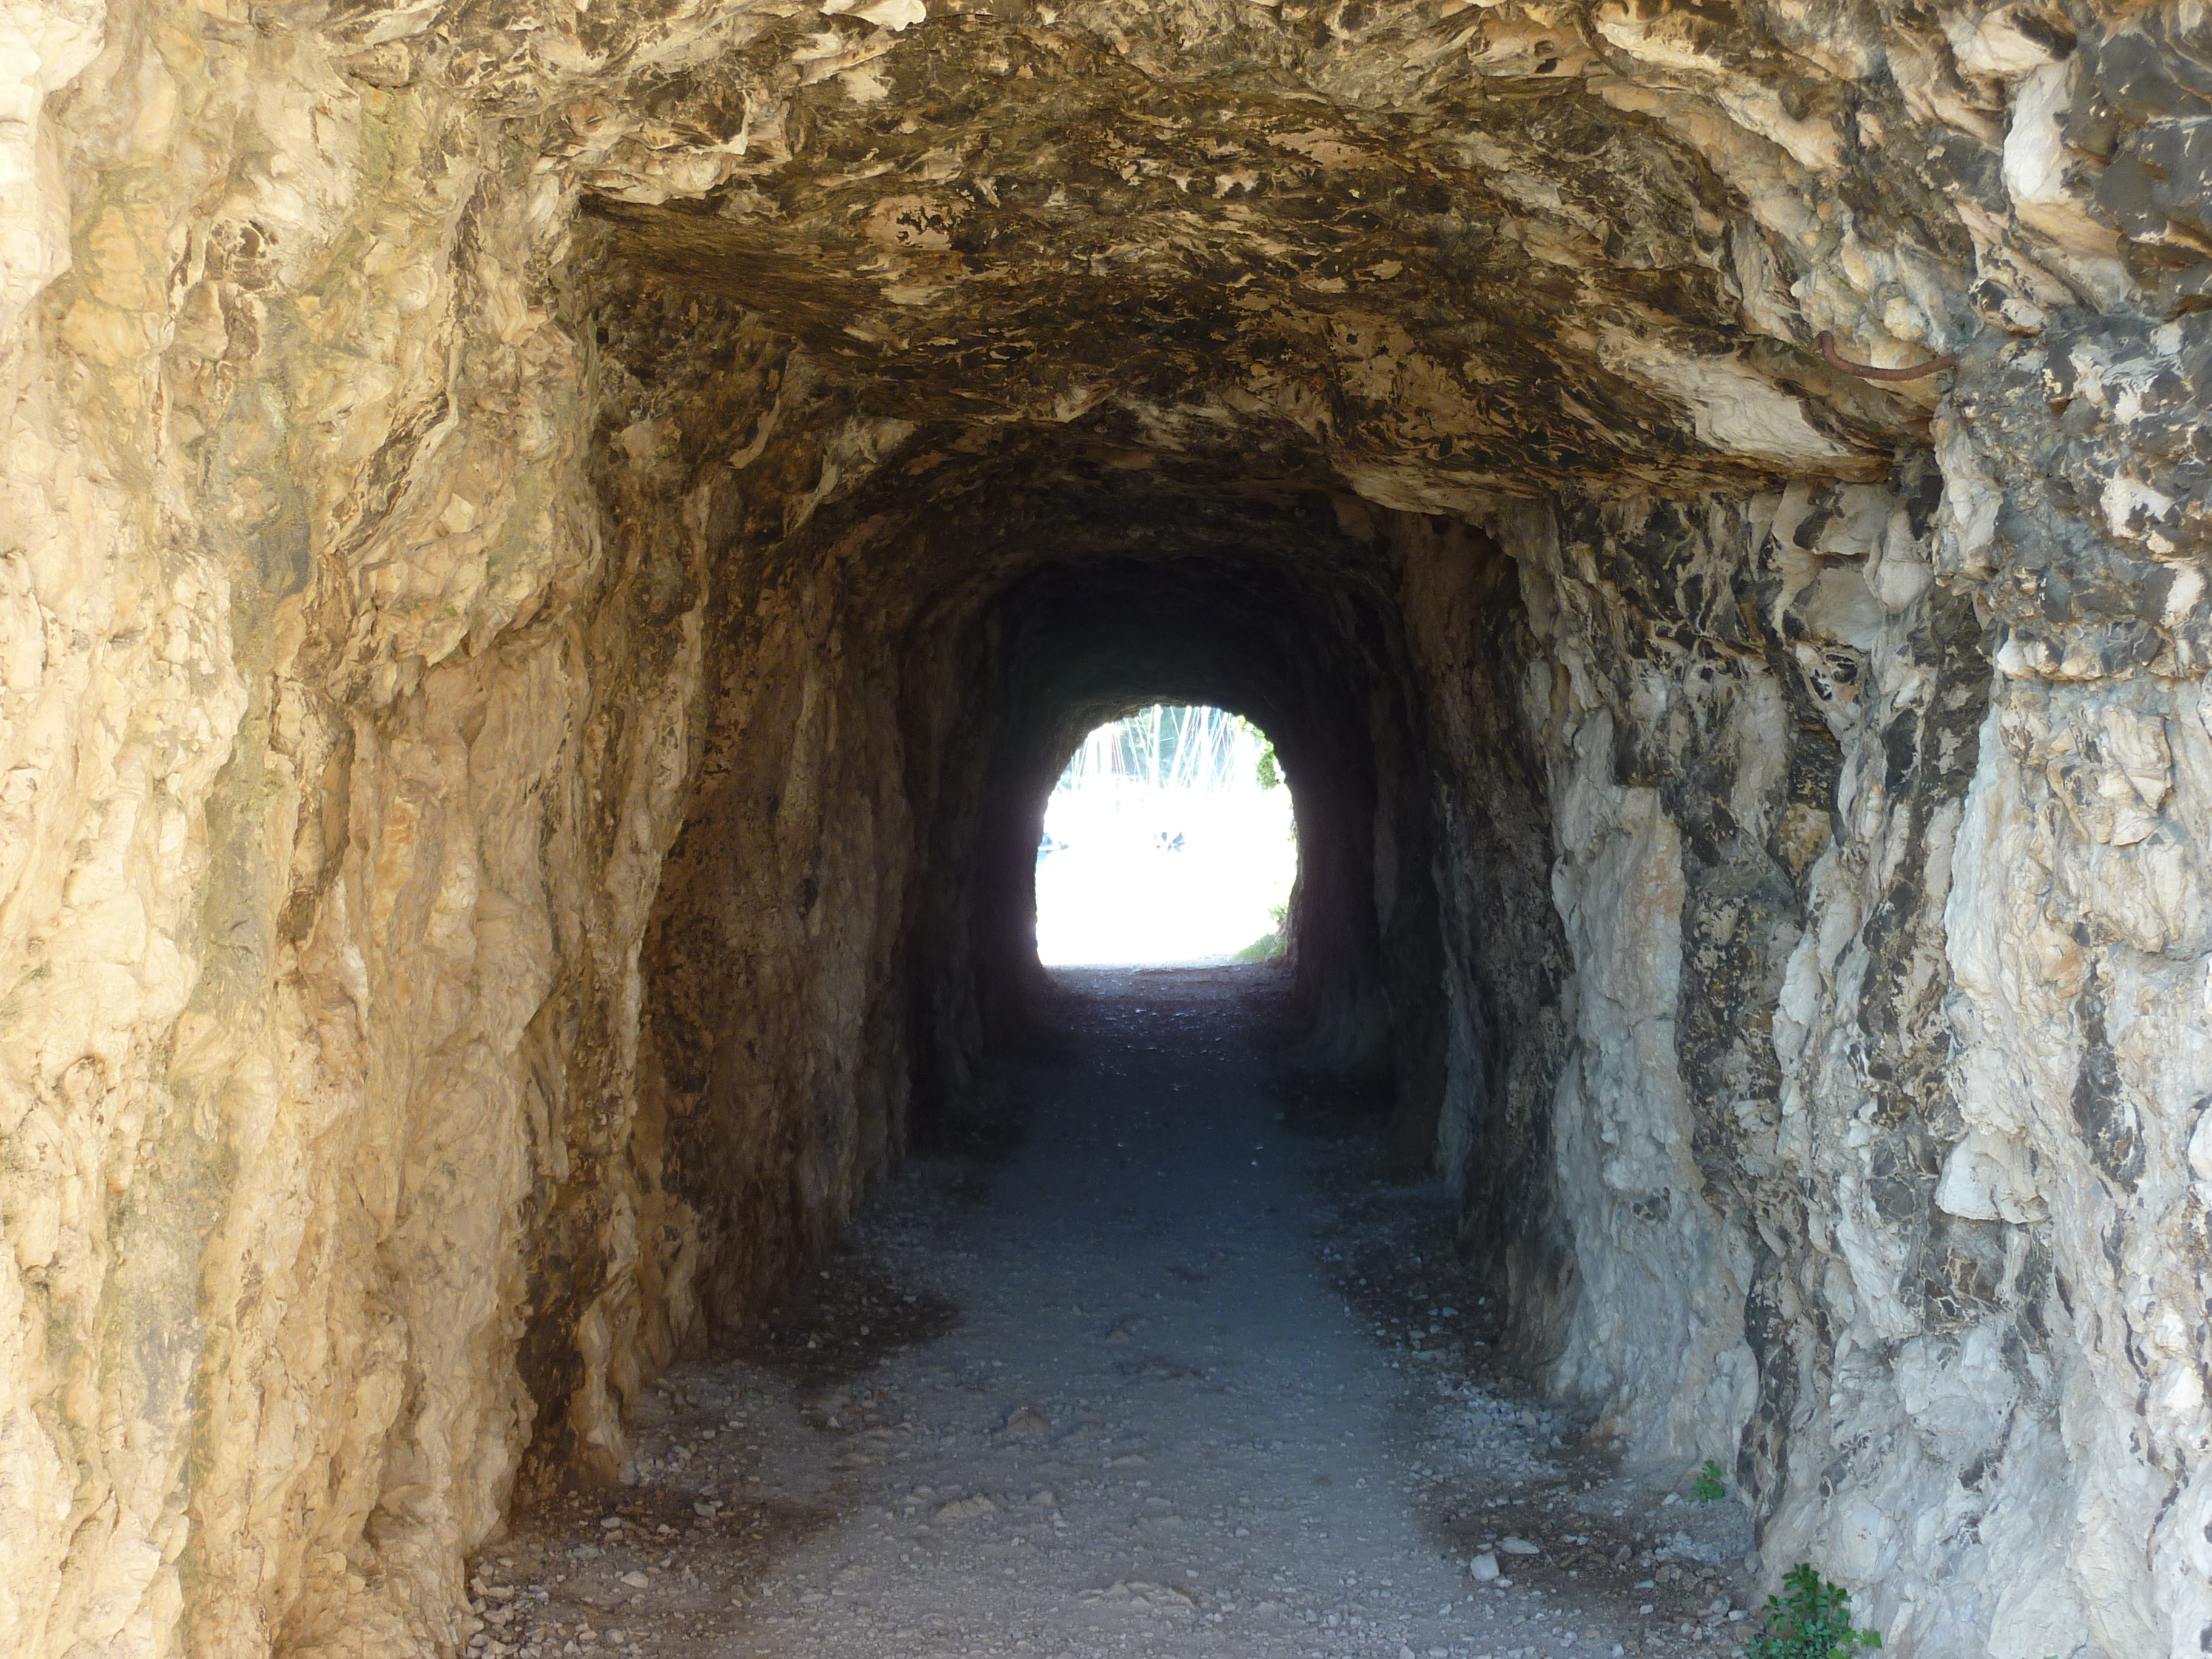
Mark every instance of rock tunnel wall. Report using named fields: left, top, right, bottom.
left=1386, top=431, right=2212, bottom=1656
left=4, top=3, right=2211, bottom=1658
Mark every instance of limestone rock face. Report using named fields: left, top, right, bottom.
left=1, top=3, right=2208, bottom=1658
left=1412, top=443, right=2208, bottom=1655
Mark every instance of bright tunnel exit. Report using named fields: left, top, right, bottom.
left=1034, top=705, right=1298, bottom=967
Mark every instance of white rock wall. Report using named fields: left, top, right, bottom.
left=1538, top=695, right=1760, bottom=1468
left=1427, top=457, right=2211, bottom=1657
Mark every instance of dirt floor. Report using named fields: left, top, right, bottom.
left=468, top=965, right=1772, bottom=1659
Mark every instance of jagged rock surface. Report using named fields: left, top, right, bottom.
left=2, top=4, right=2208, bottom=1658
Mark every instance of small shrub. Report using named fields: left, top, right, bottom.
left=1746, top=1563, right=1882, bottom=1659
left=1231, top=930, right=1282, bottom=963
left=1691, top=1458, right=1726, bottom=1502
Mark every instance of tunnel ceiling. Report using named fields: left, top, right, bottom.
left=511, top=0, right=2086, bottom=506
left=972, top=537, right=1399, bottom=811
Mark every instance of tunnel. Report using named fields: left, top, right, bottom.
left=4, top=5, right=2211, bottom=1659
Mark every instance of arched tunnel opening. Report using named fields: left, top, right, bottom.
left=1027, top=700, right=1298, bottom=970
left=7, top=8, right=2211, bottom=1659
left=956, top=545, right=1435, bottom=1085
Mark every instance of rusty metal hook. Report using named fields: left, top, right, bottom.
left=1814, top=330, right=1959, bottom=381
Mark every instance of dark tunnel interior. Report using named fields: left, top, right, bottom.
left=27, top=8, right=2204, bottom=1654
left=960, top=553, right=1416, bottom=1084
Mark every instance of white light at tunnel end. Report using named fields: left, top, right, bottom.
left=1034, top=705, right=1296, bottom=967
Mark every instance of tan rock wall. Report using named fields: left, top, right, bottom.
left=0, top=11, right=766, bottom=1655
left=632, top=506, right=925, bottom=1375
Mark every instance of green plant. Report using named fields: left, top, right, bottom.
left=1746, top=1564, right=1882, bottom=1659
left=1231, top=928, right=1282, bottom=963
left=1691, top=1458, right=1726, bottom=1501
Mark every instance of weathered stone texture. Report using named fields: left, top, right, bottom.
left=4, top=2, right=2212, bottom=1658
left=1, top=12, right=743, bottom=1654
left=1439, top=461, right=2210, bottom=1654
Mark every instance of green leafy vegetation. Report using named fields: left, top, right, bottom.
left=1746, top=1564, right=1882, bottom=1659
left=1255, top=738, right=1281, bottom=791
left=1691, top=1458, right=1726, bottom=1502
left=1233, top=900, right=1289, bottom=962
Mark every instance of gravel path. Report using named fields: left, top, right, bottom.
left=472, top=966, right=1763, bottom=1659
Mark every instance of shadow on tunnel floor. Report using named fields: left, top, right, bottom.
left=1028, top=957, right=1402, bottom=1147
